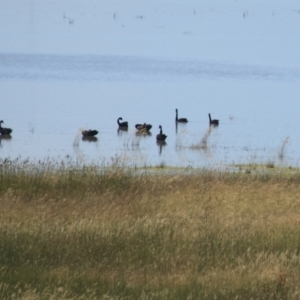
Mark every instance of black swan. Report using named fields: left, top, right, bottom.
left=175, top=109, right=188, bottom=123
left=209, top=113, right=219, bottom=126
left=156, top=125, right=167, bottom=141
left=135, top=123, right=152, bottom=132
left=82, top=129, right=98, bottom=137
left=117, top=117, right=128, bottom=128
left=0, top=120, right=13, bottom=135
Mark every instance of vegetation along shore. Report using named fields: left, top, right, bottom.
left=1, top=158, right=300, bottom=299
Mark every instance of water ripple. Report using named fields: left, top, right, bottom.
left=0, top=53, right=299, bottom=82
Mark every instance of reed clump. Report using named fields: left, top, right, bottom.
left=1, top=158, right=300, bottom=299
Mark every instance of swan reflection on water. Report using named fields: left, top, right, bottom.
left=0, top=134, right=12, bottom=140
left=82, top=136, right=98, bottom=142
left=0, top=134, right=12, bottom=148
left=156, top=140, right=167, bottom=155
left=175, top=121, right=187, bottom=134
left=117, top=127, right=128, bottom=136
left=135, top=130, right=152, bottom=137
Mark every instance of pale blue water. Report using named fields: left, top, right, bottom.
left=1, top=0, right=300, bottom=168
left=2, top=53, right=300, bottom=82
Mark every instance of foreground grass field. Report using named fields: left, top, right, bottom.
left=1, top=158, right=300, bottom=299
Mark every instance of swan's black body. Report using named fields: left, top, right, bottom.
left=82, top=129, right=98, bottom=137
left=117, top=117, right=128, bottom=128
left=0, top=120, right=12, bottom=135
left=175, top=109, right=188, bottom=123
left=135, top=123, right=152, bottom=132
left=209, top=113, right=219, bottom=126
left=156, top=125, right=167, bottom=141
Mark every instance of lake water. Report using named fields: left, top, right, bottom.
left=1, top=0, right=300, bottom=168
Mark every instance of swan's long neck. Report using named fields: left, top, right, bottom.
left=209, top=114, right=212, bottom=122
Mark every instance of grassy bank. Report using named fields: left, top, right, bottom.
left=1, top=158, right=300, bottom=299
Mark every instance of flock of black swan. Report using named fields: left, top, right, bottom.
left=0, top=110, right=219, bottom=143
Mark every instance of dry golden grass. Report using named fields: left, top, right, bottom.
left=1, top=159, right=300, bottom=299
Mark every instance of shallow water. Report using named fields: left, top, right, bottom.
left=1, top=0, right=300, bottom=168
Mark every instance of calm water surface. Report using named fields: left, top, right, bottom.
left=1, top=0, right=300, bottom=168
